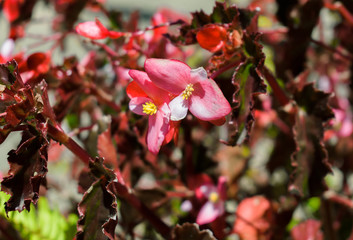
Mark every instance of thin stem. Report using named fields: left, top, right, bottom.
left=113, top=182, right=172, bottom=239
left=183, top=123, right=194, bottom=177
left=310, top=38, right=353, bottom=61
left=262, top=67, right=290, bottom=107
left=131, top=20, right=186, bottom=37
left=324, top=2, right=353, bottom=27
left=324, top=190, right=353, bottom=209
left=321, top=197, right=337, bottom=240
left=47, top=123, right=172, bottom=238
left=210, top=60, right=242, bottom=79
left=87, top=82, right=121, bottom=112
left=0, top=216, right=24, bottom=240
left=90, top=40, right=119, bottom=58
left=47, top=124, right=91, bottom=165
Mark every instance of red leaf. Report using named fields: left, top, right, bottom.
left=27, top=52, right=51, bottom=74
left=172, top=223, right=216, bottom=240
left=97, top=128, right=118, bottom=169
left=76, top=158, right=118, bottom=240
left=1, top=130, right=48, bottom=214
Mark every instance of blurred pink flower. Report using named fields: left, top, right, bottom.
left=196, top=176, right=227, bottom=225
left=75, top=18, right=124, bottom=40
left=233, top=196, right=272, bottom=240
left=291, top=219, right=323, bottom=240
left=145, top=58, right=231, bottom=123
left=126, top=69, right=172, bottom=154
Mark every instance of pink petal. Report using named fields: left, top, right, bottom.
left=196, top=201, right=224, bottom=225
left=1, top=38, right=14, bottom=59
left=147, top=103, right=171, bottom=154
left=126, top=81, right=148, bottom=99
left=180, top=200, right=193, bottom=212
left=145, top=58, right=190, bottom=94
left=75, top=21, right=108, bottom=39
left=189, top=67, right=208, bottom=84
left=95, top=18, right=110, bottom=35
left=129, top=69, right=169, bottom=105
left=129, top=97, right=151, bottom=115
left=217, top=176, right=227, bottom=201
left=169, top=94, right=189, bottom=121
left=189, top=79, right=231, bottom=121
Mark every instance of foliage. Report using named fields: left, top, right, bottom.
left=0, top=191, right=77, bottom=240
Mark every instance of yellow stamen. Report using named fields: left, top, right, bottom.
left=209, top=192, right=219, bottom=203
left=142, top=101, right=157, bottom=115
left=182, top=84, right=194, bottom=100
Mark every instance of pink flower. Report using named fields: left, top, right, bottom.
left=126, top=69, right=172, bottom=154
left=196, top=176, right=227, bottom=225
left=291, top=219, right=323, bottom=240
left=233, top=196, right=272, bottom=240
left=144, top=58, right=231, bottom=122
left=75, top=18, right=124, bottom=40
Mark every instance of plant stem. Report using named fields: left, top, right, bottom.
left=324, top=190, right=353, bottom=209
left=47, top=123, right=172, bottom=239
left=88, top=83, right=121, bottom=112
left=210, top=60, right=242, bottom=79
left=113, top=182, right=172, bottom=239
left=47, top=124, right=91, bottom=165
left=262, top=67, right=290, bottom=106
left=324, top=2, right=353, bottom=27
left=310, top=38, right=353, bottom=61
left=0, top=216, right=24, bottom=240
left=321, top=197, right=337, bottom=240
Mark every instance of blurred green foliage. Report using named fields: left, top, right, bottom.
left=0, top=190, right=78, bottom=240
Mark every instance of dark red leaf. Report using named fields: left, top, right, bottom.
left=226, top=60, right=266, bottom=146
left=1, top=129, right=48, bottom=213
left=76, top=158, right=118, bottom=240
left=172, top=222, right=216, bottom=240
left=275, top=0, right=323, bottom=81
left=97, top=127, right=118, bottom=169
left=27, top=52, right=51, bottom=74
left=290, top=84, right=334, bottom=197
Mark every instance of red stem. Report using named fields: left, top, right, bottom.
left=262, top=67, right=290, bottom=106
left=91, top=40, right=119, bottom=58
left=210, top=60, right=242, bottom=79
left=47, top=124, right=91, bottom=165
left=47, top=123, right=172, bottom=238
left=324, top=2, right=353, bottom=27
left=113, top=182, right=172, bottom=239
left=324, top=190, right=353, bottom=209
left=310, top=38, right=353, bottom=61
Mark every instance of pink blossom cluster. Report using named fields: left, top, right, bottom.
left=126, top=58, right=231, bottom=154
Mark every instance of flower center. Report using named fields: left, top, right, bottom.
left=182, top=84, right=194, bottom=100
left=209, top=192, right=219, bottom=203
left=142, top=101, right=157, bottom=115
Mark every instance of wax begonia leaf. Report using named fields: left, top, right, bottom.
left=1, top=129, right=48, bottom=214
left=172, top=223, right=216, bottom=240
left=76, top=158, right=118, bottom=240
left=289, top=84, right=334, bottom=197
